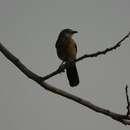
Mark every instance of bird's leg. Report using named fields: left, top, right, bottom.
left=60, top=61, right=64, bottom=66
left=57, top=61, right=65, bottom=72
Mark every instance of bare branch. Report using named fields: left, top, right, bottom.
left=0, top=43, right=41, bottom=82
left=0, top=42, right=130, bottom=125
left=41, top=32, right=130, bottom=81
left=125, top=85, right=130, bottom=116
left=76, top=31, right=130, bottom=62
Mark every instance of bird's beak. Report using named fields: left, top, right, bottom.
left=72, top=30, right=78, bottom=34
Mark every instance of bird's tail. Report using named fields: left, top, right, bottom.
left=66, top=62, right=79, bottom=87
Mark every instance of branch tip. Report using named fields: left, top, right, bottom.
left=125, top=85, right=130, bottom=117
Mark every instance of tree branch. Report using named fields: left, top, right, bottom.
left=125, top=85, right=130, bottom=117
left=41, top=32, right=130, bottom=81
left=0, top=41, right=130, bottom=125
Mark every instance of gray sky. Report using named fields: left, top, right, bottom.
left=0, top=0, right=130, bottom=129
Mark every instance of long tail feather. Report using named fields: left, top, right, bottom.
left=66, top=63, right=79, bottom=87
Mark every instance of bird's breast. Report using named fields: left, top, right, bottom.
left=56, top=38, right=77, bottom=61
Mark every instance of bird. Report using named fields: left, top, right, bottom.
left=55, top=29, right=79, bottom=87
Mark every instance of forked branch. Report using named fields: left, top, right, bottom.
left=0, top=32, right=130, bottom=125
left=42, top=32, right=130, bottom=81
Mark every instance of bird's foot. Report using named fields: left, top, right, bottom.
left=57, top=63, right=65, bottom=73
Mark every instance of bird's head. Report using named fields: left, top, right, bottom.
left=59, top=28, right=78, bottom=38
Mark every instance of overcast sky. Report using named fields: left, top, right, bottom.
left=0, top=0, right=130, bottom=130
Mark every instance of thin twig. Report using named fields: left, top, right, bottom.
left=41, top=32, right=130, bottom=81
left=125, top=85, right=130, bottom=116
left=0, top=41, right=130, bottom=125
left=76, top=32, right=130, bottom=62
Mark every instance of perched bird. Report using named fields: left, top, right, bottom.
left=55, top=29, right=79, bottom=87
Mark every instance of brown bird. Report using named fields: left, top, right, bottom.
left=55, top=29, right=79, bottom=87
